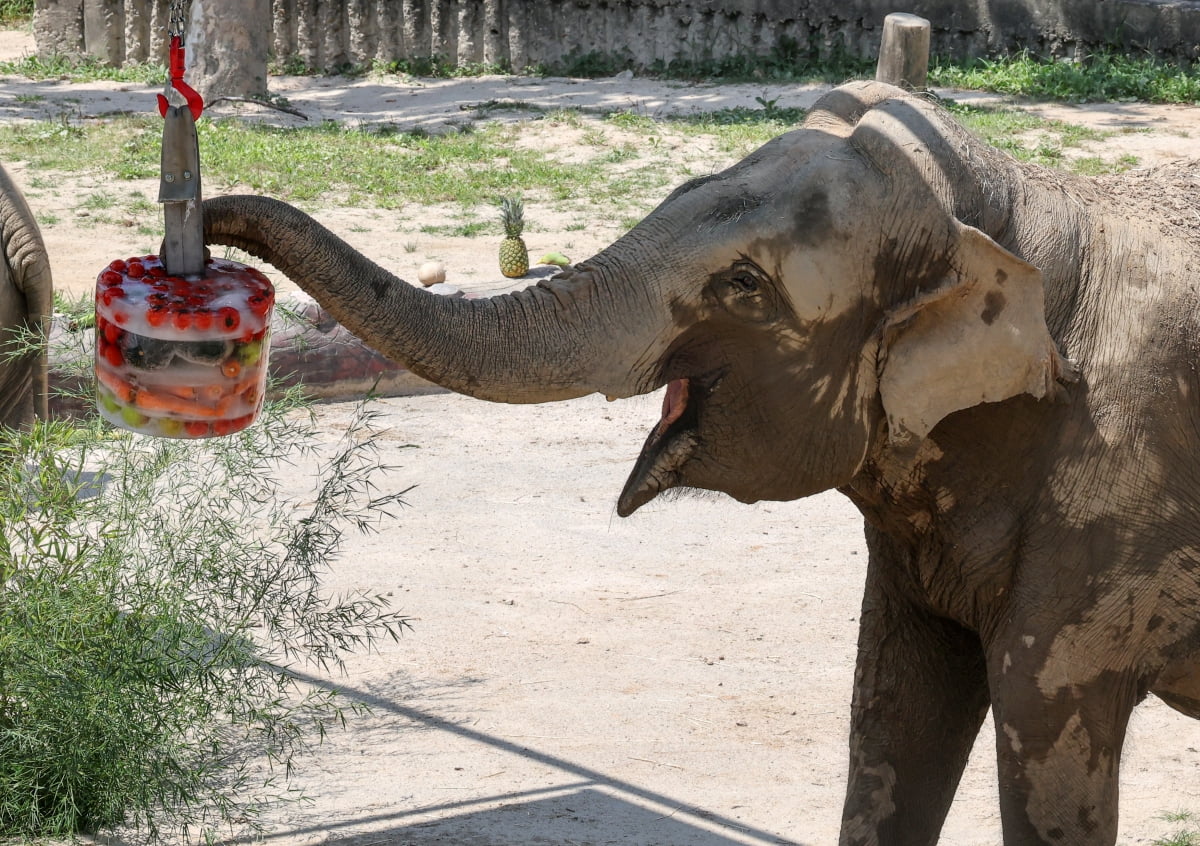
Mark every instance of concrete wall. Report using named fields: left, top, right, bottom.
left=33, top=0, right=1200, bottom=70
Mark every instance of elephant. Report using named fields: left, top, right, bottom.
left=200, top=81, right=1200, bottom=845
left=0, top=161, right=52, bottom=429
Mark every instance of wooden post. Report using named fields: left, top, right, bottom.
left=876, top=12, right=931, bottom=90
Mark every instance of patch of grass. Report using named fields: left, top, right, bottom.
left=1163, top=812, right=1198, bottom=824
left=1069, top=154, right=1139, bottom=176
left=0, top=0, right=31, bottom=26
left=419, top=221, right=489, bottom=238
left=79, top=191, right=117, bottom=210
left=931, top=50, right=1200, bottom=105
left=0, top=53, right=165, bottom=84
left=272, top=54, right=513, bottom=79
left=0, top=111, right=714, bottom=210
left=547, top=37, right=873, bottom=84
left=606, top=110, right=656, bottom=131
left=1154, top=810, right=1200, bottom=846
left=664, top=106, right=807, bottom=154
left=945, top=102, right=1122, bottom=170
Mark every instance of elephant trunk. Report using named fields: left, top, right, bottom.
left=0, top=164, right=53, bottom=424
left=202, top=195, right=661, bottom=404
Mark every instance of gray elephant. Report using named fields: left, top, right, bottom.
left=0, top=161, right=52, bottom=429
left=201, top=81, right=1200, bottom=846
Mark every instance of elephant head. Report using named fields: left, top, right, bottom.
left=202, top=81, right=1072, bottom=516
left=0, top=162, right=53, bottom=429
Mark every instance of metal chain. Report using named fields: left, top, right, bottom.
left=168, top=0, right=188, bottom=40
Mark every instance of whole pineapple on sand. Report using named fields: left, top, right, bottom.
left=498, top=196, right=529, bottom=278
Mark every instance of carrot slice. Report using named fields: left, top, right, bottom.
left=133, top=387, right=219, bottom=418
left=96, top=368, right=136, bottom=403
left=157, top=383, right=198, bottom=401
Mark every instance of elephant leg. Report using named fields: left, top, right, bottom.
left=839, top=555, right=991, bottom=846
left=988, top=639, right=1139, bottom=845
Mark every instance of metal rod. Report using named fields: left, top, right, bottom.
left=158, top=103, right=204, bottom=277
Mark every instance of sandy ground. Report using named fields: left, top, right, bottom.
left=2, top=27, right=1199, bottom=846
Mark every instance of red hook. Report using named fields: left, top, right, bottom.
left=156, top=36, right=204, bottom=121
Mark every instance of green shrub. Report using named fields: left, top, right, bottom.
left=930, top=50, right=1200, bottom=104
left=0, top=391, right=411, bottom=840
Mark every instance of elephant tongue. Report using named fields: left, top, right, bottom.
left=656, top=378, right=690, bottom=436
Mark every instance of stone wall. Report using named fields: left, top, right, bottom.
left=33, top=0, right=1200, bottom=69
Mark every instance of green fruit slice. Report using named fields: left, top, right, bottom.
left=120, top=405, right=150, bottom=428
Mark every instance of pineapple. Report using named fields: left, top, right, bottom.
left=498, top=196, right=529, bottom=278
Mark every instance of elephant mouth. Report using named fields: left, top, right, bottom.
left=617, top=371, right=720, bottom=517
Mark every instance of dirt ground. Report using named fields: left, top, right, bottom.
left=3, top=27, right=1200, bottom=846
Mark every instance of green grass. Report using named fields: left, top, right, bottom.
left=663, top=106, right=808, bottom=153
left=546, top=36, right=874, bottom=84
left=945, top=101, right=1136, bottom=174
left=0, top=53, right=166, bottom=84
left=0, top=110, right=690, bottom=208
left=1155, top=811, right=1200, bottom=846
left=0, top=0, right=31, bottom=27
left=0, top=83, right=1142, bottom=222
left=931, top=50, right=1200, bottom=104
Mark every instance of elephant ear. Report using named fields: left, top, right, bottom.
left=878, top=221, right=1076, bottom=446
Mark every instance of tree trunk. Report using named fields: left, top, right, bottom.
left=187, top=0, right=270, bottom=101
left=875, top=13, right=930, bottom=90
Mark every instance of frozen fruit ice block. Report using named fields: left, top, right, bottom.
left=95, top=255, right=274, bottom=438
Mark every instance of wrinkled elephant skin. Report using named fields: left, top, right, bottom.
left=0, top=162, right=52, bottom=429
left=201, top=82, right=1200, bottom=846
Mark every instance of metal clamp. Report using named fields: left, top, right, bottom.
left=158, top=103, right=204, bottom=277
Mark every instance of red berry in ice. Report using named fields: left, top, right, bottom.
left=127, top=262, right=145, bottom=279
left=146, top=305, right=168, bottom=327
left=173, top=310, right=191, bottom=331
left=185, top=421, right=209, bottom=437
left=108, top=259, right=127, bottom=272
left=247, top=293, right=271, bottom=317
left=218, top=307, right=240, bottom=331
left=193, top=310, right=213, bottom=331
left=103, top=342, right=123, bottom=367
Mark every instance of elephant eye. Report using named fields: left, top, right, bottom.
left=708, top=261, right=778, bottom=322
left=730, top=273, right=759, bottom=294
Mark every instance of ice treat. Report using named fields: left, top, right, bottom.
left=95, top=255, right=274, bottom=438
